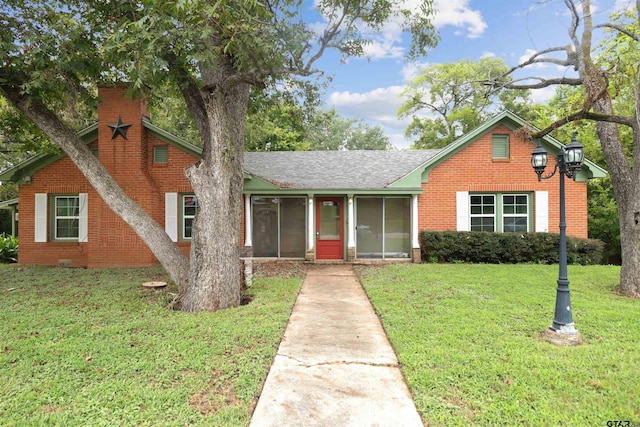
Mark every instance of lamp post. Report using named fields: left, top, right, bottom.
left=531, top=134, right=584, bottom=341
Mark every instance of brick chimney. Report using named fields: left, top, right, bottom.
left=97, top=85, right=149, bottom=179
left=88, top=85, right=160, bottom=267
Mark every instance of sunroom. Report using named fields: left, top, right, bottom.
left=241, top=150, right=439, bottom=262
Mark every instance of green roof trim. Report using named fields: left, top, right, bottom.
left=419, top=110, right=607, bottom=182
left=0, top=110, right=606, bottom=191
left=246, top=188, right=424, bottom=196
left=143, top=120, right=202, bottom=158
left=0, top=123, right=99, bottom=183
left=0, top=120, right=204, bottom=183
left=0, top=198, right=18, bottom=209
left=243, top=173, right=282, bottom=191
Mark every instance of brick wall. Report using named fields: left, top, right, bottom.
left=418, top=125, right=588, bottom=238
left=17, top=85, right=252, bottom=268
left=18, top=159, right=92, bottom=266
left=18, top=86, right=201, bottom=267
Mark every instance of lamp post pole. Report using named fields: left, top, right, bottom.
left=552, top=149, right=576, bottom=333
left=531, top=134, right=584, bottom=342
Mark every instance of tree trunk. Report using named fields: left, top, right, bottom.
left=576, top=3, right=640, bottom=296
left=591, top=97, right=640, bottom=297
left=180, top=80, right=250, bottom=312
left=7, top=92, right=191, bottom=291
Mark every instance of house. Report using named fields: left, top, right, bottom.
left=0, top=86, right=607, bottom=267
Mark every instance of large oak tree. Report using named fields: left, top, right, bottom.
left=0, top=1, right=438, bottom=311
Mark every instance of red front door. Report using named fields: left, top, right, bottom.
left=316, top=197, right=344, bottom=260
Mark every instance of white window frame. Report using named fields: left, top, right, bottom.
left=181, top=194, right=199, bottom=240
left=469, top=194, right=496, bottom=232
left=501, top=194, right=529, bottom=232
left=54, top=195, right=81, bottom=241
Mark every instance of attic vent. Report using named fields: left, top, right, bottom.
left=153, top=146, right=169, bottom=164
left=492, top=135, right=509, bottom=159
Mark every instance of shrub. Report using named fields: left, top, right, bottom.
left=0, top=233, right=18, bottom=263
left=420, top=231, right=603, bottom=265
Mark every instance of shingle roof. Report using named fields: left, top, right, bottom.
left=243, top=150, right=441, bottom=189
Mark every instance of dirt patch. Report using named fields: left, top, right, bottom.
left=189, top=370, right=241, bottom=415
left=252, top=261, right=307, bottom=279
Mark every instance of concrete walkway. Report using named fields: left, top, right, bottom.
left=250, top=265, right=423, bottom=427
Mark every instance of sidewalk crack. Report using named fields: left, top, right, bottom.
left=277, top=353, right=398, bottom=368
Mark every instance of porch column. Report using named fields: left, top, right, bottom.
left=307, top=195, right=315, bottom=252
left=306, top=194, right=316, bottom=261
left=347, top=195, right=355, bottom=261
left=412, top=195, right=421, bottom=263
left=244, top=194, right=252, bottom=247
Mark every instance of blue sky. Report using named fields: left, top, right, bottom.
left=312, top=0, right=633, bottom=148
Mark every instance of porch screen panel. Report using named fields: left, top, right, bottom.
left=252, top=197, right=278, bottom=257
left=384, top=198, right=411, bottom=258
left=356, top=198, right=383, bottom=258
left=279, top=197, right=306, bottom=257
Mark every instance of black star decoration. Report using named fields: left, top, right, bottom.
left=107, top=116, right=132, bottom=140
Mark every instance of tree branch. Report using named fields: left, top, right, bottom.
left=531, top=109, right=636, bottom=139
left=492, top=77, right=583, bottom=90
left=594, top=23, right=640, bottom=42
left=564, top=0, right=582, bottom=51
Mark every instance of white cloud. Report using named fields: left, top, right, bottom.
left=386, top=131, right=414, bottom=149
left=328, top=85, right=407, bottom=120
left=362, top=39, right=405, bottom=60
left=401, top=61, right=430, bottom=81
left=310, top=0, right=487, bottom=61
left=432, top=0, right=487, bottom=38
left=529, top=86, right=557, bottom=104
left=613, top=0, right=635, bottom=11
left=327, top=86, right=416, bottom=149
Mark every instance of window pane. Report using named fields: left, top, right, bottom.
left=56, top=219, right=79, bottom=238
left=184, top=218, right=194, bottom=238
left=252, top=197, right=279, bottom=257
left=356, top=198, right=383, bottom=259
left=504, top=217, right=528, bottom=232
left=471, top=217, right=495, bottom=232
left=516, top=195, right=527, bottom=205
left=55, top=196, right=80, bottom=239
left=280, top=198, right=306, bottom=257
left=470, top=194, right=495, bottom=233
left=56, top=197, right=79, bottom=216
left=184, top=196, right=199, bottom=216
left=384, top=198, right=410, bottom=258
left=319, top=202, right=340, bottom=240
left=182, top=195, right=199, bottom=239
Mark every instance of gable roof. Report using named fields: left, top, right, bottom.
left=419, top=110, right=607, bottom=182
left=243, top=150, right=440, bottom=191
left=0, top=123, right=98, bottom=184
left=0, top=110, right=606, bottom=189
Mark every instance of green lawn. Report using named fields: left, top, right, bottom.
left=356, top=263, right=640, bottom=426
left=0, top=265, right=302, bottom=426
